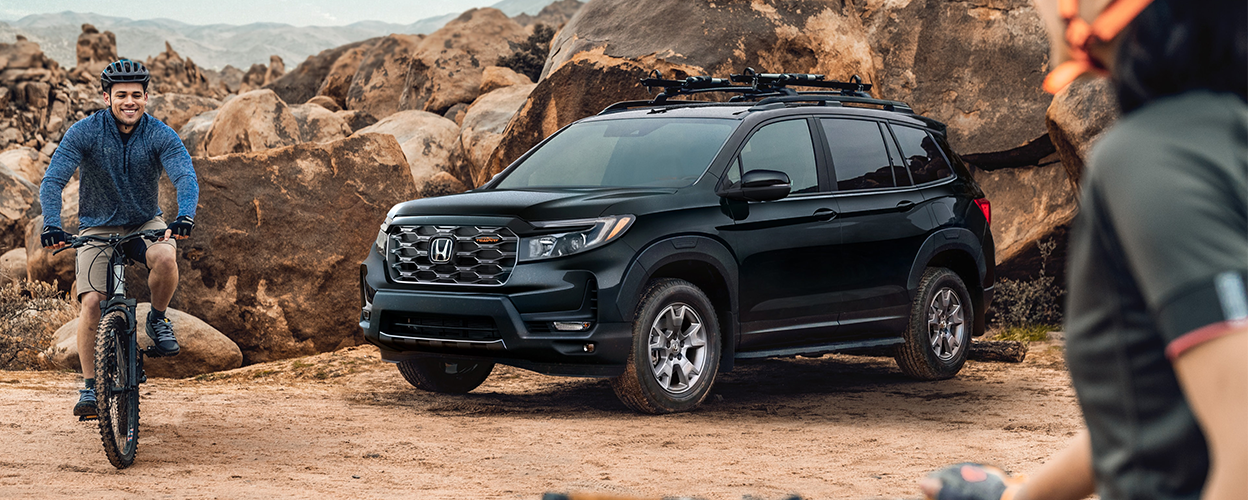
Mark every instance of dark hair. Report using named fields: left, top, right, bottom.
left=1113, top=0, right=1248, bottom=113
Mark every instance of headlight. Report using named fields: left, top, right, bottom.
left=519, top=215, right=634, bottom=262
left=375, top=205, right=399, bottom=255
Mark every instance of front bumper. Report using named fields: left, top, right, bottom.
left=359, top=246, right=636, bottom=377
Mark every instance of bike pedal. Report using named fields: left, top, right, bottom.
left=78, top=415, right=99, bottom=422
left=139, top=371, right=147, bottom=384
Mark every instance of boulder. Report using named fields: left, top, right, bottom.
left=0, top=37, right=58, bottom=72
left=201, top=89, right=301, bottom=157
left=460, top=83, right=535, bottom=186
left=239, top=63, right=269, bottom=93
left=178, top=109, right=218, bottom=157
left=48, top=304, right=243, bottom=378
left=0, top=165, right=40, bottom=252
left=268, top=39, right=376, bottom=105
left=400, top=9, right=529, bottom=114
left=334, top=109, right=378, bottom=133
left=205, top=65, right=245, bottom=94
left=24, top=178, right=78, bottom=291
left=289, top=103, right=352, bottom=144
left=975, top=161, right=1077, bottom=281
left=0, top=147, right=44, bottom=185
left=352, top=110, right=459, bottom=184
left=146, top=93, right=221, bottom=133
left=346, top=34, right=422, bottom=120
left=152, top=133, right=417, bottom=363
left=444, top=103, right=468, bottom=126
left=266, top=55, right=286, bottom=83
left=0, top=247, right=25, bottom=287
left=306, top=95, right=341, bottom=112
left=317, top=41, right=377, bottom=110
left=420, top=171, right=468, bottom=198
left=1046, top=77, right=1119, bottom=188
left=479, top=66, right=533, bottom=95
left=521, top=0, right=1050, bottom=159
left=69, top=24, right=116, bottom=83
left=513, top=0, right=584, bottom=27
left=145, top=42, right=218, bottom=98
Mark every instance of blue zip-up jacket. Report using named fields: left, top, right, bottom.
left=40, top=108, right=199, bottom=229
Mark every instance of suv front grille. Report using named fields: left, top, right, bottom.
left=387, top=225, right=518, bottom=285
left=381, top=312, right=501, bottom=342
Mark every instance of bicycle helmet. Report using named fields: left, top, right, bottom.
left=100, top=59, right=150, bottom=92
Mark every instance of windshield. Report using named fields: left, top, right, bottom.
left=494, top=118, right=735, bottom=189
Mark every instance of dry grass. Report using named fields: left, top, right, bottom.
left=0, top=280, right=77, bottom=370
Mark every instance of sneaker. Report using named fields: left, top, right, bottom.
left=73, top=389, right=97, bottom=417
left=146, top=313, right=180, bottom=357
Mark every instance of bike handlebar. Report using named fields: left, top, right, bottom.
left=52, top=229, right=165, bottom=255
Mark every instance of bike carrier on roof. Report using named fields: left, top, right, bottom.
left=601, top=68, right=914, bottom=115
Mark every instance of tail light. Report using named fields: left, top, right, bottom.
left=973, top=198, right=991, bottom=226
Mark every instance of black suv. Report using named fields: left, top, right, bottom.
left=359, top=72, right=994, bottom=414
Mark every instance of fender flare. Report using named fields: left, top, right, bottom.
left=907, top=228, right=990, bottom=336
left=616, top=235, right=740, bottom=370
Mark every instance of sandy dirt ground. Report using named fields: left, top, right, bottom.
left=1, top=342, right=1081, bottom=500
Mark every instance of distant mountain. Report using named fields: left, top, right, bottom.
left=0, top=0, right=566, bottom=70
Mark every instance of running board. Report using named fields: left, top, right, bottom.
left=734, top=337, right=904, bottom=359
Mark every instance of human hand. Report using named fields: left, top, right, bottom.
left=919, top=463, right=1026, bottom=500
left=166, top=215, right=194, bottom=240
left=40, top=226, right=70, bottom=249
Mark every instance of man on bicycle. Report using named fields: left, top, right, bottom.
left=39, top=59, right=200, bottom=418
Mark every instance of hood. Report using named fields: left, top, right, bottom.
left=389, top=187, right=680, bottom=223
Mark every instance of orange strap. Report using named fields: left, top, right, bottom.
left=1042, top=0, right=1154, bottom=94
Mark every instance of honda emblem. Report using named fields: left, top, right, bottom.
left=429, top=237, right=454, bottom=264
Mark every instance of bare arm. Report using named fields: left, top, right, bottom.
left=1013, top=429, right=1096, bottom=500
left=1172, top=325, right=1248, bottom=500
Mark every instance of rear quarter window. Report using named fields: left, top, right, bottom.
left=892, top=125, right=953, bottom=185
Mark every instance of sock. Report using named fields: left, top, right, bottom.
left=150, top=308, right=167, bottom=321
left=84, top=378, right=95, bottom=390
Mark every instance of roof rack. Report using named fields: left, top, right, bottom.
left=601, top=68, right=912, bottom=115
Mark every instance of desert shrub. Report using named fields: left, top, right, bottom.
left=497, top=24, right=556, bottom=82
left=0, top=280, right=76, bottom=370
left=991, top=238, right=1064, bottom=332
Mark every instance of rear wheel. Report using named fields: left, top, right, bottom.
left=397, top=358, right=494, bottom=394
left=611, top=278, right=721, bottom=414
left=95, top=310, right=139, bottom=469
left=894, top=267, right=972, bottom=380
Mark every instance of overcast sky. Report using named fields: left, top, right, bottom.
left=0, top=0, right=500, bottom=26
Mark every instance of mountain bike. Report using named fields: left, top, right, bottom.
left=56, top=229, right=164, bottom=469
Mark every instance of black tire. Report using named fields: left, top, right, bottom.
left=95, top=310, right=139, bottom=469
left=610, top=278, right=721, bottom=414
left=895, top=267, right=973, bottom=380
left=397, top=358, right=494, bottom=394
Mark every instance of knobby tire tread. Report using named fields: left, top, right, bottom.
left=95, top=310, right=138, bottom=469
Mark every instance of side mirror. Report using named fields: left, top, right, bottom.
left=718, top=169, right=792, bottom=202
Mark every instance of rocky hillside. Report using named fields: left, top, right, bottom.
left=2, top=0, right=1113, bottom=368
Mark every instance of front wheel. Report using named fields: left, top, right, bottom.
left=95, top=310, right=140, bottom=469
left=611, top=278, right=721, bottom=414
left=397, top=358, right=494, bottom=394
left=894, top=267, right=973, bottom=380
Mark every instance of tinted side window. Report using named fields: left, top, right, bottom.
left=882, top=125, right=913, bottom=187
left=822, top=119, right=895, bottom=191
left=893, top=125, right=952, bottom=185
left=738, top=119, right=819, bottom=194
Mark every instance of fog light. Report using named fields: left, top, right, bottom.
left=361, top=309, right=371, bottom=321
left=552, top=321, right=591, bottom=332
left=583, top=343, right=595, bottom=353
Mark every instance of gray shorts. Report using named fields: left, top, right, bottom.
left=75, top=217, right=175, bottom=297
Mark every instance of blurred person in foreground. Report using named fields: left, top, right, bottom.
left=919, top=1, right=1247, bottom=499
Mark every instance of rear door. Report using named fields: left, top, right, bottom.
left=820, top=118, right=937, bottom=339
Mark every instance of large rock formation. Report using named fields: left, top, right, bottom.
left=0, top=164, right=39, bottom=252
left=0, top=146, right=43, bottom=185
left=479, top=66, right=533, bottom=95
left=400, top=8, right=529, bottom=115
left=317, top=42, right=377, bottom=110
left=345, top=34, right=423, bottom=120
left=68, top=24, right=117, bottom=84
left=0, top=247, right=24, bottom=286
left=146, top=93, right=221, bottom=132
left=199, top=89, right=301, bottom=157
left=49, top=304, right=243, bottom=378
left=267, top=39, right=378, bottom=106
left=459, top=83, right=535, bottom=186
left=153, top=133, right=417, bottom=363
left=513, top=0, right=585, bottom=27
left=351, top=110, right=459, bottom=185
left=289, top=103, right=352, bottom=145
left=1046, top=77, right=1119, bottom=188
left=145, top=42, right=219, bottom=99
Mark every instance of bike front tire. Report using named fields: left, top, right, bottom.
left=95, top=310, right=140, bottom=469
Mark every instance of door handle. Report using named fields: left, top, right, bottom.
left=813, top=208, right=838, bottom=221
left=896, top=200, right=915, bottom=211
